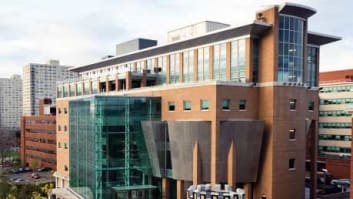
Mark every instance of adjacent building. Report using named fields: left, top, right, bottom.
left=21, top=99, right=57, bottom=170
left=0, top=75, right=22, bottom=131
left=319, top=69, right=353, bottom=157
left=22, top=60, right=78, bottom=116
left=53, top=3, right=339, bottom=199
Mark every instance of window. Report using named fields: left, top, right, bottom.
left=168, top=102, right=175, bottom=111
left=58, top=142, right=61, bottom=148
left=200, top=99, right=209, bottom=110
left=64, top=125, right=67, bottom=132
left=213, top=43, right=227, bottom=80
left=289, top=129, right=296, bottom=140
left=289, top=99, right=296, bottom=110
left=231, top=39, right=246, bottom=82
left=64, top=108, right=67, bottom=114
left=58, top=125, right=61, bottom=131
left=289, top=158, right=295, bottom=170
left=198, top=47, right=209, bottom=81
left=239, top=99, right=246, bottom=110
left=64, top=165, right=68, bottom=171
left=64, top=143, right=68, bottom=149
left=308, top=101, right=314, bottom=111
left=183, top=100, right=192, bottom=111
left=58, top=108, right=61, bottom=114
left=183, top=50, right=194, bottom=82
left=222, top=99, right=230, bottom=110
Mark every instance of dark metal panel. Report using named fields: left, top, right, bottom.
left=218, top=120, right=264, bottom=183
left=167, top=121, right=211, bottom=182
left=307, top=32, right=341, bottom=46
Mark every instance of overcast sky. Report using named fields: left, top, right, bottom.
left=0, top=0, right=352, bottom=78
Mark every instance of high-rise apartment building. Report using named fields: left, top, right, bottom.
left=22, top=60, right=78, bottom=116
left=52, top=3, right=339, bottom=199
left=0, top=75, right=22, bottom=131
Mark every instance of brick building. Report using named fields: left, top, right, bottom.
left=21, top=99, right=56, bottom=170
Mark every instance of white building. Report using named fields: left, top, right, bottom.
left=22, top=60, right=78, bottom=116
left=0, top=75, right=22, bottom=131
left=167, top=21, right=230, bottom=43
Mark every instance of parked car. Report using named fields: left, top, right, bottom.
left=14, top=178, right=24, bottom=183
left=37, top=167, right=50, bottom=172
left=24, top=167, right=32, bottom=172
left=31, top=173, right=40, bottom=179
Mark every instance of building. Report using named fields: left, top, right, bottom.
left=0, top=75, right=22, bottom=131
left=318, top=69, right=353, bottom=179
left=21, top=99, right=57, bottom=170
left=22, top=59, right=78, bottom=116
left=53, top=3, right=339, bottom=199
left=167, top=21, right=230, bottom=43
left=319, top=69, right=353, bottom=157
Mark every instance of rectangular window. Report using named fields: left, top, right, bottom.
left=289, top=158, right=295, bottom=170
left=200, top=99, right=209, bottom=110
left=170, top=54, right=180, bottom=83
left=289, top=99, right=296, bottom=110
left=213, top=43, right=227, bottom=80
left=198, top=47, right=209, bottom=81
left=239, top=99, right=246, bottom=110
left=183, top=50, right=194, bottom=82
left=308, top=101, right=314, bottom=111
left=168, top=102, right=175, bottom=111
left=289, top=129, right=296, bottom=140
left=183, top=100, right=192, bottom=111
left=222, top=99, right=230, bottom=110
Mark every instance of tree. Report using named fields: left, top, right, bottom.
left=0, top=128, right=16, bottom=165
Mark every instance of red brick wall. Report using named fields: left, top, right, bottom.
left=320, top=69, right=353, bottom=83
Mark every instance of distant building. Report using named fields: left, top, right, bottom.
left=0, top=75, right=22, bottom=131
left=167, top=21, right=230, bottom=43
left=319, top=69, right=353, bottom=157
left=22, top=60, right=78, bottom=116
left=21, top=99, right=56, bottom=170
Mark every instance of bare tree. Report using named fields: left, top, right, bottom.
left=0, top=128, right=16, bottom=165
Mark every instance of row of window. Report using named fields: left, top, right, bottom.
left=319, top=134, right=352, bottom=141
left=319, top=122, right=352, bottom=129
left=58, top=125, right=68, bottom=132
left=319, top=111, right=352, bottom=117
left=25, top=120, right=55, bottom=125
left=320, top=98, right=353, bottom=105
left=58, top=142, right=68, bottom=149
left=25, top=129, right=56, bottom=134
left=26, top=154, right=56, bottom=164
left=167, top=99, right=247, bottom=111
left=57, top=108, right=68, bottom=114
left=25, top=146, right=56, bottom=155
left=320, top=85, right=353, bottom=93
left=25, top=137, right=56, bottom=145
left=319, top=146, right=351, bottom=154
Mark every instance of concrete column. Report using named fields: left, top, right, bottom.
left=193, top=142, right=201, bottom=185
left=97, top=78, right=101, bottom=93
left=226, top=42, right=231, bottom=80
left=193, top=49, right=198, bottom=82
left=227, top=141, right=235, bottom=189
left=89, top=80, right=92, bottom=94
left=106, top=76, right=110, bottom=92
left=210, top=120, right=219, bottom=188
left=179, top=52, right=184, bottom=82
left=244, top=183, right=253, bottom=199
left=162, top=177, right=169, bottom=199
left=166, top=55, right=171, bottom=84
left=177, top=180, right=185, bottom=199
left=115, top=74, right=120, bottom=92
left=245, top=38, right=253, bottom=82
left=209, top=46, right=214, bottom=80
left=141, top=72, right=147, bottom=87
left=126, top=72, right=132, bottom=90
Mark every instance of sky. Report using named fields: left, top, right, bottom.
left=0, top=0, right=352, bottom=78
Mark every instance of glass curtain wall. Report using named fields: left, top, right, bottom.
left=231, top=39, right=246, bottom=82
left=307, top=46, right=318, bottom=87
left=197, top=47, right=209, bottom=81
left=213, top=43, right=227, bottom=80
left=69, top=96, right=161, bottom=199
left=183, top=50, right=194, bottom=82
left=170, top=53, right=180, bottom=84
left=278, top=15, right=304, bottom=82
left=157, top=56, right=167, bottom=85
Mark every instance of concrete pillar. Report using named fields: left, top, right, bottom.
left=244, top=183, right=253, bottom=199
left=193, top=142, right=201, bottom=185
left=177, top=180, right=185, bottom=199
left=115, top=74, right=120, bottom=92
left=106, top=76, right=110, bottom=92
left=166, top=55, right=171, bottom=84
left=210, top=121, right=219, bottom=187
left=126, top=72, right=132, bottom=90
left=162, top=177, right=169, bottom=199
left=226, top=42, right=231, bottom=80
left=209, top=46, right=214, bottom=80
left=245, top=38, right=253, bottom=82
left=227, top=141, right=235, bottom=189
left=193, top=49, right=198, bottom=82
